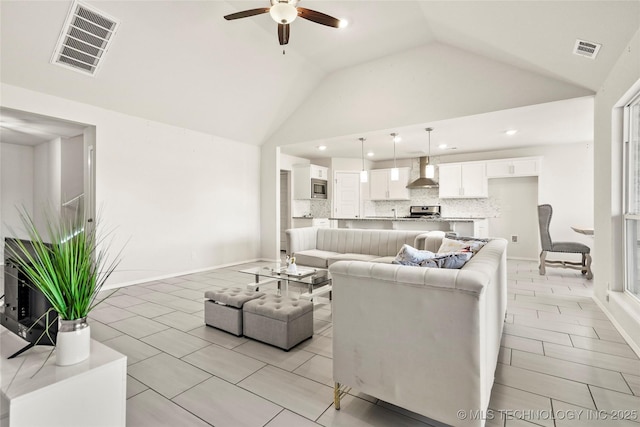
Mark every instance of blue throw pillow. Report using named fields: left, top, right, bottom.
left=392, top=244, right=436, bottom=266
left=419, top=252, right=473, bottom=269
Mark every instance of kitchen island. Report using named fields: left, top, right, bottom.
left=329, top=217, right=488, bottom=238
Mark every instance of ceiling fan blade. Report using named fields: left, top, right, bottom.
left=278, top=23, right=290, bottom=45
left=297, top=7, right=341, bottom=28
left=224, top=8, right=270, bottom=21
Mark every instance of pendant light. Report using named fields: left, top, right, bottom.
left=359, top=137, right=368, bottom=183
left=425, top=127, right=435, bottom=179
left=390, top=133, right=400, bottom=181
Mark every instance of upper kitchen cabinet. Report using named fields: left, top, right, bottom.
left=486, top=157, right=542, bottom=178
left=438, top=162, right=488, bottom=199
left=369, top=167, right=410, bottom=200
left=293, top=164, right=329, bottom=199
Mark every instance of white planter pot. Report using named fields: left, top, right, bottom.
left=56, top=317, right=91, bottom=366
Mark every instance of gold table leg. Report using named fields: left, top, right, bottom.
left=334, top=382, right=351, bottom=410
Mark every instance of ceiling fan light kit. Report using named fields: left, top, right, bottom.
left=270, top=3, right=297, bottom=24
left=224, top=0, right=343, bottom=47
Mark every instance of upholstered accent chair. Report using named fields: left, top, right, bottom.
left=537, top=204, right=593, bottom=279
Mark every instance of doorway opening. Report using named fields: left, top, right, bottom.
left=280, top=170, right=291, bottom=254
left=0, top=107, right=96, bottom=269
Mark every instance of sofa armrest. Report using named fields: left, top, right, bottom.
left=415, top=231, right=445, bottom=252
left=285, top=227, right=319, bottom=255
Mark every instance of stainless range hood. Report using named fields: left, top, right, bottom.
left=407, top=157, right=438, bottom=188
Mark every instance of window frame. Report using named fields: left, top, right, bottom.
left=623, top=91, right=640, bottom=301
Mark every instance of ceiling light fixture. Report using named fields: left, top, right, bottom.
left=425, top=127, right=435, bottom=179
left=438, top=143, right=448, bottom=150
left=317, top=145, right=327, bottom=151
left=390, top=133, right=399, bottom=181
left=367, top=151, right=374, bottom=157
left=505, top=129, right=518, bottom=136
left=359, top=137, right=368, bottom=183
left=269, top=1, right=298, bottom=24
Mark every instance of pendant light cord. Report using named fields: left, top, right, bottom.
left=391, top=133, right=398, bottom=168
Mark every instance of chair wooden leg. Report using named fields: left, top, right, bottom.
left=584, top=253, right=593, bottom=280
left=539, top=251, right=547, bottom=275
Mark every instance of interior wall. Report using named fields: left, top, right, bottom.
left=33, top=138, right=62, bottom=233
left=267, top=43, right=592, bottom=147
left=1, top=83, right=262, bottom=287
left=0, top=143, right=35, bottom=255
left=593, top=27, right=640, bottom=352
left=61, top=135, right=84, bottom=203
left=488, top=177, right=539, bottom=260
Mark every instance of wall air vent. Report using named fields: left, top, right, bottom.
left=51, top=1, right=120, bottom=76
left=573, top=39, right=601, bottom=59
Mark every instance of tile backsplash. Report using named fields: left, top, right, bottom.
left=292, top=199, right=331, bottom=218
left=364, top=188, right=499, bottom=218
left=293, top=190, right=499, bottom=219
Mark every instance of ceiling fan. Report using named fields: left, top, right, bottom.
left=223, top=0, right=345, bottom=46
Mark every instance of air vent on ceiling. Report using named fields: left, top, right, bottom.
left=51, top=1, right=120, bottom=76
left=573, top=39, right=601, bottom=59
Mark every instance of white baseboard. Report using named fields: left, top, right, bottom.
left=592, top=294, right=640, bottom=358
left=102, top=258, right=265, bottom=290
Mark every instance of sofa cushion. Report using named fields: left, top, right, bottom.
left=370, top=256, right=396, bottom=264
left=328, top=253, right=381, bottom=267
left=294, top=249, right=342, bottom=269
left=316, top=228, right=432, bottom=257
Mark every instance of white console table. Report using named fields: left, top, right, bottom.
left=1, top=327, right=127, bottom=427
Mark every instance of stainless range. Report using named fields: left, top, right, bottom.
left=405, top=205, right=441, bottom=219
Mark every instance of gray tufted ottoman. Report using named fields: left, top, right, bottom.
left=204, top=287, right=265, bottom=336
left=243, top=294, right=314, bottom=350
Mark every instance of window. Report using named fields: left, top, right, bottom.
left=624, top=92, right=640, bottom=300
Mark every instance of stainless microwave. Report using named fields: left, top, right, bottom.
left=311, top=178, right=328, bottom=199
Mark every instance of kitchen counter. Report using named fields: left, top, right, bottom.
left=329, top=216, right=486, bottom=222
left=291, top=217, right=331, bottom=228
left=329, top=217, right=489, bottom=237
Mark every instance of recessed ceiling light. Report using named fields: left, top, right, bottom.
left=367, top=151, right=374, bottom=157
left=438, top=143, right=448, bottom=149
left=505, top=129, right=518, bottom=136
left=317, top=145, right=327, bottom=151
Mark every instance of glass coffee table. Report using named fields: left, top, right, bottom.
left=239, top=263, right=332, bottom=300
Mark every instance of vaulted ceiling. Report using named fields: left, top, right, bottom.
left=1, top=1, right=639, bottom=156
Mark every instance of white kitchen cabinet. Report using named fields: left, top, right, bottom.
left=438, top=162, right=488, bottom=198
left=310, top=164, right=328, bottom=179
left=369, top=167, right=410, bottom=200
left=486, top=157, right=542, bottom=178
left=293, top=164, right=329, bottom=199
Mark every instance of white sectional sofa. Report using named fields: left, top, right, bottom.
left=329, top=234, right=508, bottom=427
left=285, top=227, right=444, bottom=268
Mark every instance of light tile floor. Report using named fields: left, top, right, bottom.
left=87, top=260, right=640, bottom=426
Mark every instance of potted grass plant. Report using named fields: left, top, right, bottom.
left=6, top=207, right=121, bottom=366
